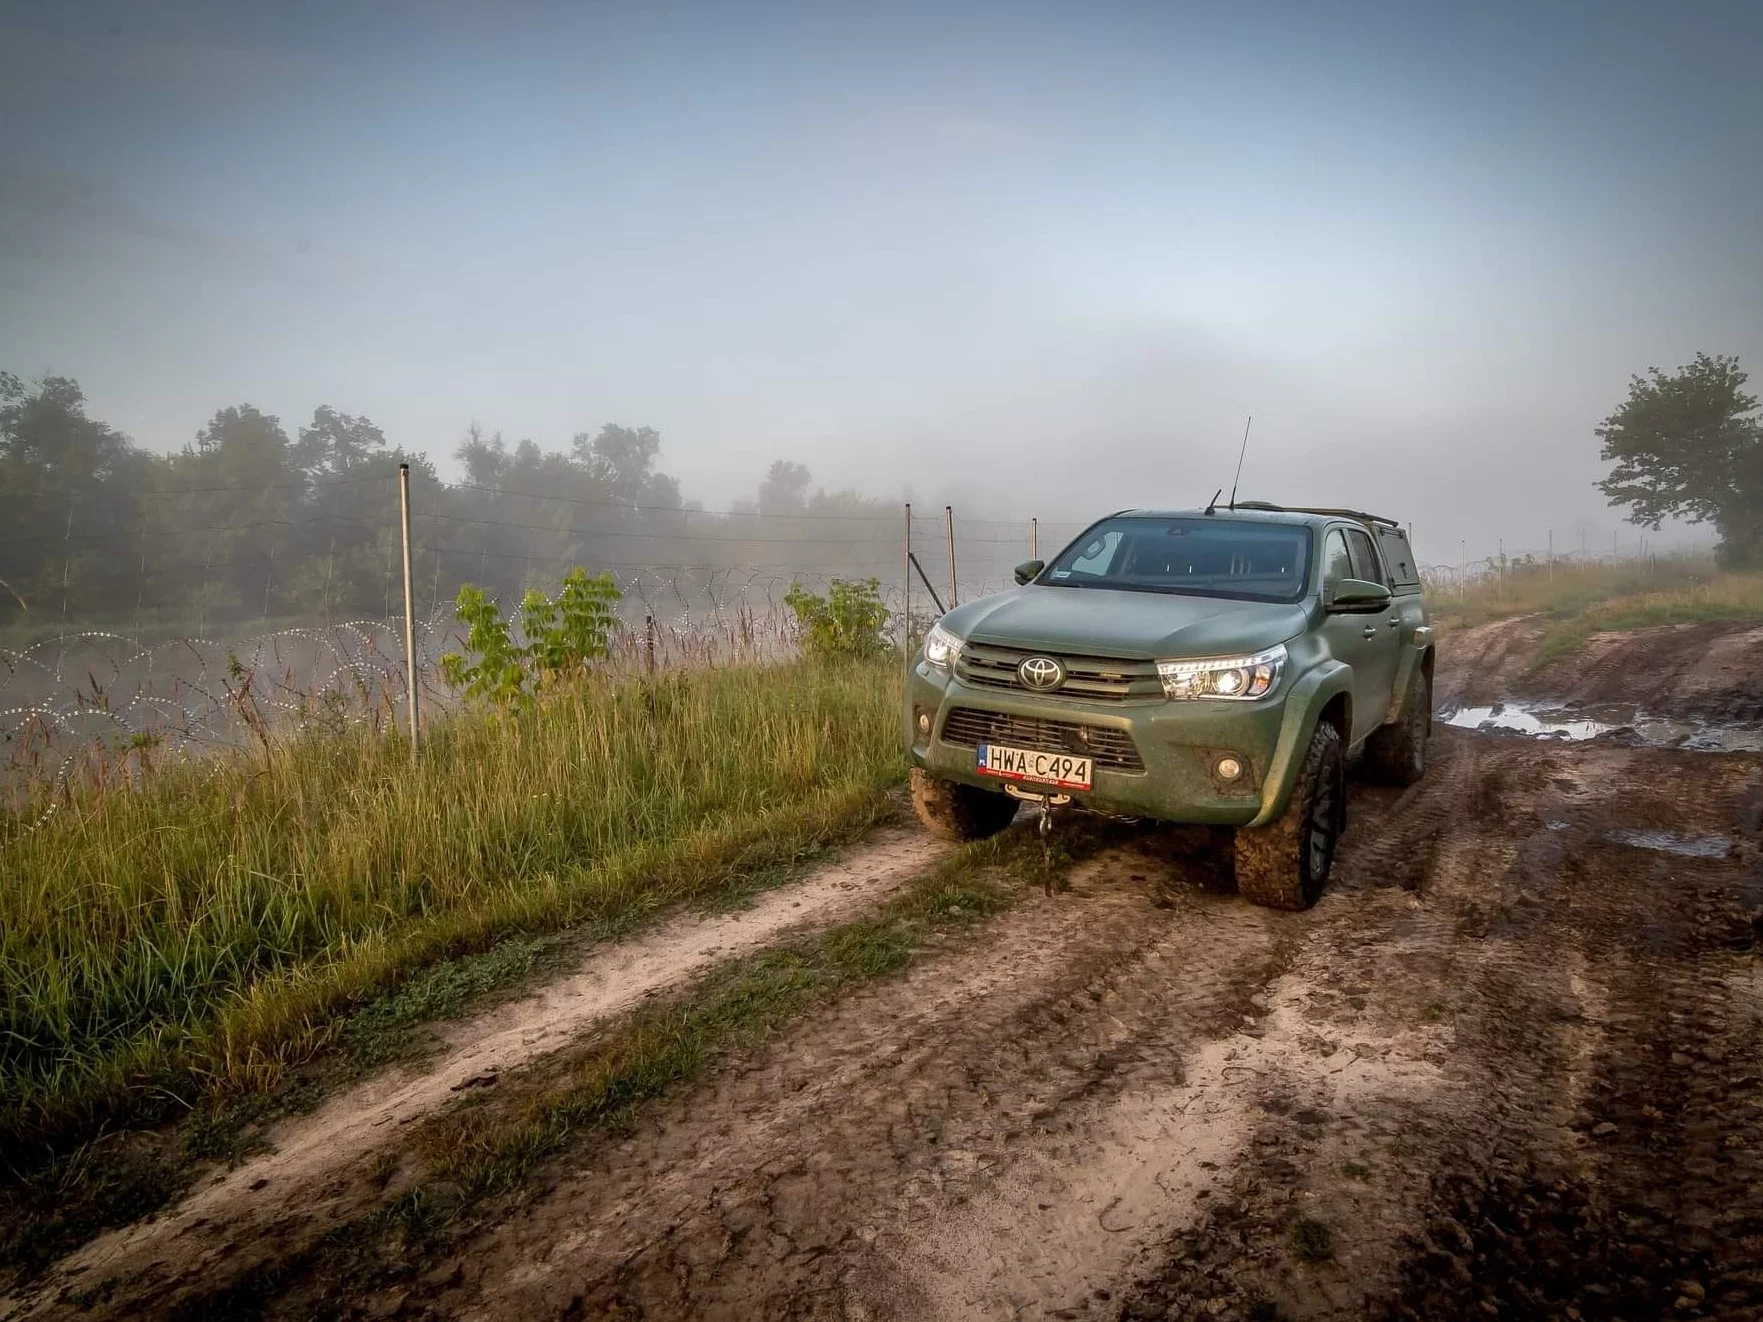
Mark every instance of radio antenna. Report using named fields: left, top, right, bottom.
left=1228, top=415, right=1253, bottom=510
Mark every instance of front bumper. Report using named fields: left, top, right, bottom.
left=904, top=660, right=1291, bottom=827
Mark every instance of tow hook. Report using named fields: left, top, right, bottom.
left=1005, top=784, right=1072, bottom=895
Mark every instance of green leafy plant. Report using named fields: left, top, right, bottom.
left=440, top=585, right=531, bottom=708
left=521, top=568, right=622, bottom=682
left=440, top=568, right=622, bottom=708
left=784, top=577, right=891, bottom=661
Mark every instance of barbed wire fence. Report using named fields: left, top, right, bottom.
left=0, top=471, right=1094, bottom=806
left=1416, top=528, right=1719, bottom=597
left=1, top=476, right=1718, bottom=809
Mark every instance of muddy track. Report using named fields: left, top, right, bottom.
left=1, top=830, right=947, bottom=1321
left=14, top=619, right=1763, bottom=1321
left=1530, top=621, right=1763, bottom=722
left=354, top=743, right=1759, bottom=1319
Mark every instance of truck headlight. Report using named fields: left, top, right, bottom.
left=1157, top=644, right=1286, bottom=701
left=923, top=622, right=964, bottom=671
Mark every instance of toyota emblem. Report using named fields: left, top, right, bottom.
left=1017, top=655, right=1064, bottom=691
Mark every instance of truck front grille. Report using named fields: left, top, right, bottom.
left=955, top=643, right=1163, bottom=702
left=941, top=707, right=1145, bottom=773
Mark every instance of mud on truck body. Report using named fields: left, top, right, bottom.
left=904, top=503, right=1435, bottom=909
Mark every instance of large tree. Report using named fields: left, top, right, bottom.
left=1596, top=352, right=1763, bottom=567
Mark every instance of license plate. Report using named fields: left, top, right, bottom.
left=976, top=743, right=1093, bottom=791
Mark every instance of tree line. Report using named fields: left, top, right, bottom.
left=0, top=373, right=899, bottom=639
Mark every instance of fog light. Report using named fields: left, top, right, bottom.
left=1215, top=756, right=1243, bottom=782
left=918, top=712, right=931, bottom=735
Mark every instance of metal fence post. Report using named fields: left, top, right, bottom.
left=903, top=503, right=912, bottom=685
left=399, top=463, right=420, bottom=762
left=945, top=505, right=957, bottom=608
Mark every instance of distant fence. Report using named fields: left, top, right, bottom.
left=0, top=563, right=1022, bottom=808
left=8, top=497, right=1708, bottom=805
left=1418, top=537, right=1716, bottom=597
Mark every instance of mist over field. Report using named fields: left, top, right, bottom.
left=3, top=0, right=1760, bottom=585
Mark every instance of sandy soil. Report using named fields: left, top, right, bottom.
left=12, top=619, right=1763, bottom=1321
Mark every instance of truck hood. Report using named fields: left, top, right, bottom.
left=944, top=586, right=1311, bottom=660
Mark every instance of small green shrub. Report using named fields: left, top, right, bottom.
left=440, top=567, right=621, bottom=708
left=785, top=577, right=890, bottom=661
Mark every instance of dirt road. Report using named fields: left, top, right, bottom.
left=11, top=619, right=1763, bottom=1320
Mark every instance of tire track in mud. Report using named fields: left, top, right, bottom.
left=3, top=830, right=947, bottom=1322
left=1117, top=737, right=1763, bottom=1321
left=1432, top=617, right=1541, bottom=709
left=1533, top=621, right=1763, bottom=722
left=365, top=761, right=1508, bottom=1322
left=407, top=858, right=1303, bottom=1321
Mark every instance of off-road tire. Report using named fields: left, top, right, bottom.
left=910, top=768, right=1019, bottom=842
left=1233, top=721, right=1345, bottom=911
left=1362, top=663, right=1431, bottom=787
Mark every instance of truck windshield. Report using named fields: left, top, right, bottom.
left=1041, top=517, right=1312, bottom=603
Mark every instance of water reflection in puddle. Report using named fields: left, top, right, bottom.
left=1437, top=699, right=1763, bottom=753
left=1605, top=828, right=1735, bottom=859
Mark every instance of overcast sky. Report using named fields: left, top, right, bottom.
left=3, top=0, right=1759, bottom=565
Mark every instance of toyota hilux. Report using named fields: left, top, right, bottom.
left=904, top=503, right=1434, bottom=909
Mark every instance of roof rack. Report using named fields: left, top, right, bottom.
left=1231, top=501, right=1401, bottom=529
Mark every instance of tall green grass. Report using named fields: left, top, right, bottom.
left=0, top=660, right=902, bottom=1145
left=1427, top=555, right=1763, bottom=664
left=1433, top=556, right=1762, bottom=626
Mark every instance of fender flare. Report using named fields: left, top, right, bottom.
left=1385, top=626, right=1437, bottom=723
left=1247, top=661, right=1353, bottom=828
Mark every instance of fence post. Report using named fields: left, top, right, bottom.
left=399, top=463, right=420, bottom=762
left=60, top=492, right=74, bottom=623
left=903, top=503, right=912, bottom=687
left=645, top=613, right=657, bottom=675
left=1548, top=529, right=1553, bottom=583
left=945, top=505, right=957, bottom=608
left=1031, top=517, right=1038, bottom=561
left=135, top=527, right=147, bottom=638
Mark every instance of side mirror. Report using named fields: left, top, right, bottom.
left=1327, top=578, right=1392, bottom=612
left=1013, top=559, right=1045, bottom=586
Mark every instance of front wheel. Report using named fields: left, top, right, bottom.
left=910, top=768, right=1020, bottom=842
left=1233, top=721, right=1345, bottom=910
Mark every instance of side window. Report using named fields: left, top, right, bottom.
left=1322, top=529, right=1353, bottom=586
left=1377, top=528, right=1421, bottom=590
left=1345, top=528, right=1385, bottom=585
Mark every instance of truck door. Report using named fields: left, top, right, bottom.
left=1376, top=524, right=1430, bottom=712
left=1344, top=525, right=1403, bottom=726
left=1318, top=526, right=1394, bottom=746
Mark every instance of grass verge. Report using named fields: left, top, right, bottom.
left=1429, top=557, right=1763, bottom=661
left=0, top=659, right=901, bottom=1158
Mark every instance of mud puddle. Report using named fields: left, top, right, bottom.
left=1438, top=697, right=1763, bottom=751
left=1604, top=826, right=1735, bottom=858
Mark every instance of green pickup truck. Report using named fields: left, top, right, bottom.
left=904, top=504, right=1434, bottom=909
